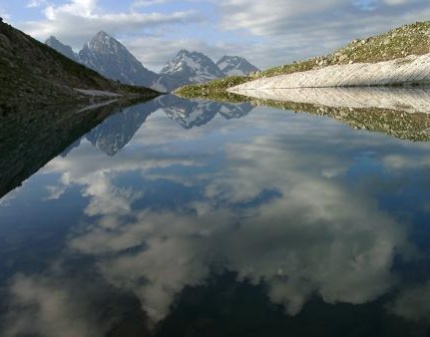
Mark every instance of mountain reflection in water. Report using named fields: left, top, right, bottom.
left=1, top=93, right=430, bottom=336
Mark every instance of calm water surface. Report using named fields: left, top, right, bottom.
left=1, top=94, right=430, bottom=336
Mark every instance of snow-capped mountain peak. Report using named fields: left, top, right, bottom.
left=78, top=31, right=160, bottom=88
left=157, top=49, right=224, bottom=91
left=83, top=31, right=126, bottom=55
left=160, top=49, right=224, bottom=79
left=216, top=55, right=259, bottom=76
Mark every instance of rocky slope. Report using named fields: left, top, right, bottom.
left=79, top=31, right=160, bottom=89
left=216, top=56, right=259, bottom=76
left=0, top=19, right=159, bottom=109
left=156, top=50, right=224, bottom=92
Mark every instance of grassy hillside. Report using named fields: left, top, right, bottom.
left=174, top=76, right=251, bottom=101
left=176, top=20, right=430, bottom=98
left=0, top=18, right=159, bottom=109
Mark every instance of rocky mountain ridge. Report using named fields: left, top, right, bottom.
left=78, top=31, right=159, bottom=89
left=156, top=49, right=225, bottom=91
left=45, top=33, right=259, bottom=92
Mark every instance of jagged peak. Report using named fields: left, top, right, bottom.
left=218, top=55, right=241, bottom=61
left=94, top=30, right=111, bottom=38
left=176, top=49, right=210, bottom=60
left=83, top=30, right=120, bottom=51
left=45, top=35, right=59, bottom=43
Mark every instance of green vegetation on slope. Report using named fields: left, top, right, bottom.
left=174, top=76, right=251, bottom=101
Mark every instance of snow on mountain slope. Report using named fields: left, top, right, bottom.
left=216, top=56, right=259, bottom=76
left=78, top=31, right=160, bottom=89
left=158, top=50, right=224, bottom=91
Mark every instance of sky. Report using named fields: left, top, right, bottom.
left=1, top=0, right=430, bottom=72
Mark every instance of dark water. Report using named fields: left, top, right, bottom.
left=2, top=95, right=430, bottom=336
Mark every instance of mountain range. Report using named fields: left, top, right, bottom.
left=45, top=32, right=259, bottom=92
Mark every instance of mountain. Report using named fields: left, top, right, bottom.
left=0, top=19, right=159, bottom=108
left=157, top=50, right=225, bottom=92
left=79, top=31, right=160, bottom=90
left=44, top=33, right=258, bottom=93
left=216, top=56, right=259, bottom=76
left=45, top=36, right=78, bottom=61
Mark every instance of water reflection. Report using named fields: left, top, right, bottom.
left=158, top=95, right=253, bottom=129
left=2, top=95, right=430, bottom=336
left=0, top=99, right=152, bottom=198
left=231, top=87, right=430, bottom=141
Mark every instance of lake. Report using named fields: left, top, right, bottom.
left=1, top=93, right=430, bottom=336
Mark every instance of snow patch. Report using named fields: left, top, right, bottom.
left=75, top=89, right=122, bottom=97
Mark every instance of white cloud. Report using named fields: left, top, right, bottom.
left=132, top=0, right=170, bottom=8
left=4, top=275, right=106, bottom=337
left=215, top=0, right=430, bottom=69
left=50, top=106, right=408, bottom=322
left=218, top=0, right=342, bottom=36
left=26, top=0, right=48, bottom=8
left=8, top=101, right=430, bottom=328
left=382, top=0, right=422, bottom=5
left=17, top=0, right=202, bottom=52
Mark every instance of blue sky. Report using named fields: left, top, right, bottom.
left=1, top=0, right=430, bottom=71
